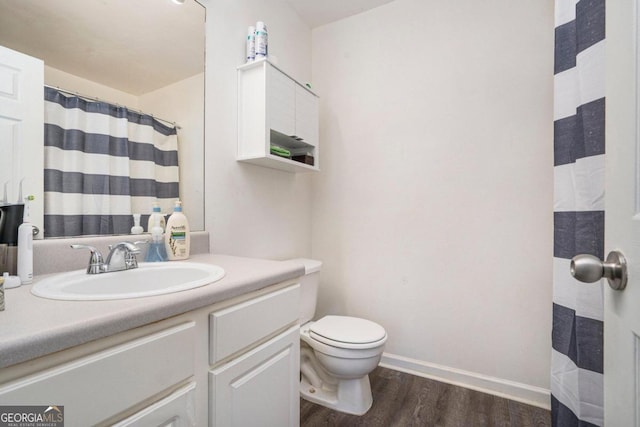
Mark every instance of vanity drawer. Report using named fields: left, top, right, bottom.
left=209, top=284, right=300, bottom=365
left=0, top=322, right=195, bottom=426
left=113, top=381, right=196, bottom=427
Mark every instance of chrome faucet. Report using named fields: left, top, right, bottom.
left=71, top=242, right=141, bottom=274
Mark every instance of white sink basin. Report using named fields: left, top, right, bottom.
left=31, top=262, right=225, bottom=301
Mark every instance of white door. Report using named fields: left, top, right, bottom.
left=0, top=45, right=44, bottom=237
left=604, top=0, right=640, bottom=424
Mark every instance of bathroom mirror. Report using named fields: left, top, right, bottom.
left=0, top=0, right=206, bottom=237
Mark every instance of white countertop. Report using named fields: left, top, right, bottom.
left=0, top=254, right=304, bottom=369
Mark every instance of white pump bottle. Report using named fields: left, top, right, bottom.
left=17, top=195, right=34, bottom=284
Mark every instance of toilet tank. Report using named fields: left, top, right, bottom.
left=290, top=258, right=322, bottom=324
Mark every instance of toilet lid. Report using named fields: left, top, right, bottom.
left=309, top=315, right=386, bottom=346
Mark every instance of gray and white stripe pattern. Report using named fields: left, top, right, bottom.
left=552, top=0, right=604, bottom=425
left=44, top=87, right=179, bottom=237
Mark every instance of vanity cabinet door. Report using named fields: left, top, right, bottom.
left=209, top=325, right=300, bottom=427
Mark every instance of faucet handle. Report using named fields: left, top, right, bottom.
left=112, top=241, right=141, bottom=270
left=126, top=252, right=139, bottom=269
left=108, top=241, right=142, bottom=252
left=70, top=244, right=104, bottom=274
left=117, top=241, right=142, bottom=254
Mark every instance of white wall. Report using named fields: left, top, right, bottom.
left=139, top=73, right=205, bottom=230
left=203, top=0, right=314, bottom=258
left=311, top=0, right=554, bottom=407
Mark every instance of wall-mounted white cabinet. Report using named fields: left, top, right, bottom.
left=237, top=59, right=319, bottom=173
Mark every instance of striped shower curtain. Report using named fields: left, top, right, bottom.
left=43, top=87, right=180, bottom=237
left=552, top=0, right=605, bottom=426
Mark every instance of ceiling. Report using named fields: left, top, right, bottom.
left=0, top=0, right=205, bottom=95
left=0, top=0, right=394, bottom=95
left=286, top=0, right=396, bottom=28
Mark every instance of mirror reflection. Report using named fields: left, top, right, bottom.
left=0, top=0, right=206, bottom=238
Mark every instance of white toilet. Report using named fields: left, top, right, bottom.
left=293, top=258, right=387, bottom=416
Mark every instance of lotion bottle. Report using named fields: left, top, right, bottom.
left=17, top=195, right=33, bottom=284
left=165, top=200, right=190, bottom=260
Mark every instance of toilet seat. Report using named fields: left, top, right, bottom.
left=309, top=315, right=387, bottom=350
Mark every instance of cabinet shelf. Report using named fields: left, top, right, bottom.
left=237, top=59, right=319, bottom=173
left=238, top=154, right=318, bottom=173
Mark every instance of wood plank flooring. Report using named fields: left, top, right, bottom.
left=300, top=367, right=551, bottom=427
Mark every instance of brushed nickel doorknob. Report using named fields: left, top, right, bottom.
left=570, top=250, right=627, bottom=291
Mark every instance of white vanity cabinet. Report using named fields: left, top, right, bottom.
left=237, top=59, right=319, bottom=173
left=0, top=280, right=301, bottom=427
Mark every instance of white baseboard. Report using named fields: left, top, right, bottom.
left=379, top=352, right=551, bottom=410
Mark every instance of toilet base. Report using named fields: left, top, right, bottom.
left=300, top=375, right=373, bottom=416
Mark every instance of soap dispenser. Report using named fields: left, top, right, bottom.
left=145, top=216, right=168, bottom=262
left=146, top=203, right=166, bottom=233
left=131, top=214, right=143, bottom=235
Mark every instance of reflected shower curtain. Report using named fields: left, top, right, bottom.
left=43, top=87, right=180, bottom=237
left=552, top=0, right=605, bottom=426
